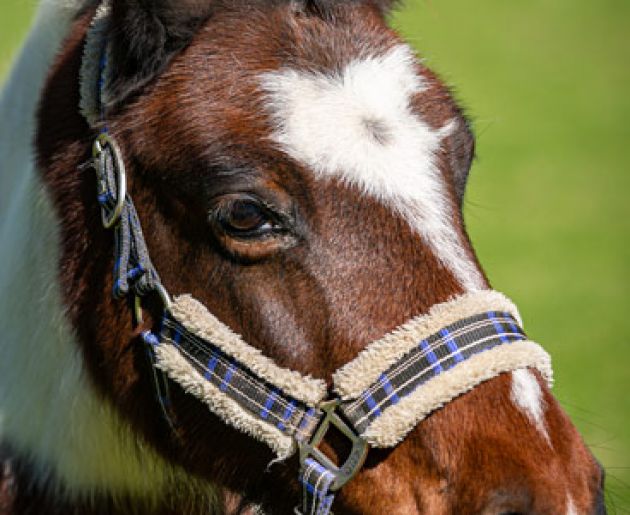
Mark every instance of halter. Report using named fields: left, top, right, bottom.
left=79, top=3, right=553, bottom=513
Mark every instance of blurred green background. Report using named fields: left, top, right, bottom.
left=2, top=0, right=628, bottom=510
left=394, top=1, right=630, bottom=511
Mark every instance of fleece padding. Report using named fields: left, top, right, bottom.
left=154, top=343, right=297, bottom=459
left=170, top=295, right=327, bottom=407
left=333, top=290, right=522, bottom=399
left=361, top=341, right=552, bottom=447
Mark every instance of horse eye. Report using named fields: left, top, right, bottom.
left=216, top=199, right=274, bottom=237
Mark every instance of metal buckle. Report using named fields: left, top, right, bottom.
left=298, top=399, right=369, bottom=492
left=92, top=132, right=126, bottom=229
left=134, top=284, right=173, bottom=325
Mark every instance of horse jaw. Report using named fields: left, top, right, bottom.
left=0, top=0, right=219, bottom=508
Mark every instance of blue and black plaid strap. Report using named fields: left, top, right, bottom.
left=338, top=311, right=527, bottom=434
left=299, top=458, right=336, bottom=515
left=150, top=311, right=324, bottom=443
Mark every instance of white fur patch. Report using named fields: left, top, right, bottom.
left=566, top=494, right=578, bottom=515
left=0, top=0, right=84, bottom=217
left=0, top=155, right=206, bottom=503
left=260, top=45, right=484, bottom=291
left=0, top=0, right=217, bottom=506
left=511, top=368, right=550, bottom=442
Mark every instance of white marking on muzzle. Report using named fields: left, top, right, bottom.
left=511, top=368, right=550, bottom=442
left=259, top=45, right=484, bottom=291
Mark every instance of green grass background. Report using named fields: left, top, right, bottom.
left=2, top=0, right=628, bottom=510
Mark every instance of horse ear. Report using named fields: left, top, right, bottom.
left=446, top=119, right=476, bottom=207
left=106, top=0, right=214, bottom=108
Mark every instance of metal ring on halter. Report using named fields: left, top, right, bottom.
left=134, top=283, right=173, bottom=325
left=92, top=132, right=126, bottom=229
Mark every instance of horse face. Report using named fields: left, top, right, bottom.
left=36, top=0, right=604, bottom=512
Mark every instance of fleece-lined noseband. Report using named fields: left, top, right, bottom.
left=79, top=3, right=552, bottom=513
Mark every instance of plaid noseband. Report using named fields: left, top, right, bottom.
left=80, top=4, right=553, bottom=512
left=139, top=297, right=550, bottom=514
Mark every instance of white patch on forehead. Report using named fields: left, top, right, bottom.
left=259, top=45, right=484, bottom=291
left=566, top=494, right=578, bottom=515
left=511, top=369, right=550, bottom=443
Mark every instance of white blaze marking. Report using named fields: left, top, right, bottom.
left=511, top=369, right=550, bottom=442
left=566, top=494, right=578, bottom=515
left=260, top=45, right=484, bottom=291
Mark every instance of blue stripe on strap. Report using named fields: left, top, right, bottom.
left=301, top=458, right=336, bottom=515
left=379, top=373, right=400, bottom=405
left=219, top=362, right=236, bottom=392
left=487, top=311, right=509, bottom=343
left=365, top=393, right=381, bottom=416
left=141, top=331, right=159, bottom=347
left=504, top=312, right=522, bottom=336
left=278, top=399, right=296, bottom=431
left=171, top=326, right=182, bottom=347
left=260, top=390, right=278, bottom=420
left=299, top=408, right=316, bottom=430
left=113, top=255, right=121, bottom=273
left=440, top=328, right=464, bottom=363
left=204, top=352, right=219, bottom=380
left=420, top=339, right=443, bottom=375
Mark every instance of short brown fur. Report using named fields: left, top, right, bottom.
left=0, top=1, right=604, bottom=513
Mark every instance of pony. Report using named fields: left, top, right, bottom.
left=0, top=0, right=605, bottom=513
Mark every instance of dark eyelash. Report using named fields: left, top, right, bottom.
left=210, top=197, right=288, bottom=239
